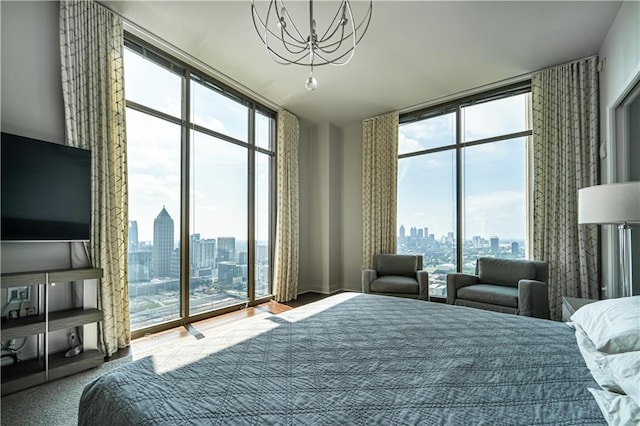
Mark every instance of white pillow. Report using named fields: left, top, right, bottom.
left=597, top=351, right=640, bottom=407
left=570, top=296, right=640, bottom=354
left=588, top=388, right=640, bottom=426
left=574, top=324, right=624, bottom=394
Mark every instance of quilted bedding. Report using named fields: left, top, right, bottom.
left=78, top=292, right=605, bottom=425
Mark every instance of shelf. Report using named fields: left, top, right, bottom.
left=0, top=266, right=104, bottom=395
left=1, top=267, right=103, bottom=288
left=1, top=357, right=45, bottom=396
left=1, top=308, right=103, bottom=339
left=0, top=271, right=46, bottom=288
left=48, top=268, right=103, bottom=283
left=1, top=315, right=46, bottom=340
left=0, top=350, right=104, bottom=395
left=49, top=308, right=103, bottom=332
left=48, top=349, right=104, bottom=381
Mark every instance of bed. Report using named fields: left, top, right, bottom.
left=78, top=292, right=608, bottom=425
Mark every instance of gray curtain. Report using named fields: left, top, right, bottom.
left=532, top=56, right=600, bottom=320
left=273, top=109, right=300, bottom=302
left=362, top=111, right=399, bottom=268
left=60, top=0, right=130, bottom=355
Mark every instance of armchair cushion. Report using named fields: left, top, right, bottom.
left=477, top=258, right=537, bottom=287
left=370, top=276, right=420, bottom=294
left=457, top=284, right=519, bottom=308
left=375, top=254, right=418, bottom=278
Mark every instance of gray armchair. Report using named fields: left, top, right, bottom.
left=362, top=254, right=429, bottom=300
left=446, top=257, right=550, bottom=319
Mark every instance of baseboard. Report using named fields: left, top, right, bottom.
left=296, top=288, right=346, bottom=297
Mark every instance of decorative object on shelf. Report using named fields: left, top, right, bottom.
left=578, top=181, right=640, bottom=297
left=250, top=0, right=373, bottom=91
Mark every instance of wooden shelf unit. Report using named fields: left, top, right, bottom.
left=1, top=267, right=103, bottom=395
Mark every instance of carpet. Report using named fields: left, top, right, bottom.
left=1, top=355, right=132, bottom=426
left=0, top=311, right=273, bottom=426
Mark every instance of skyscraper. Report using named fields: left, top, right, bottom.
left=128, top=221, right=138, bottom=252
left=217, top=237, right=236, bottom=264
left=399, top=225, right=405, bottom=239
left=511, top=241, right=519, bottom=255
left=153, top=207, right=174, bottom=278
left=490, top=236, right=500, bottom=254
left=190, top=234, right=216, bottom=270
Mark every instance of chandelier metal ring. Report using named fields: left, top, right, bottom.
left=251, top=0, right=373, bottom=90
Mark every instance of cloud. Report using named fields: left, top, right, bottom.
left=462, top=94, right=529, bottom=141
left=463, top=190, right=525, bottom=239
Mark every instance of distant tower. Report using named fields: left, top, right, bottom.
left=217, top=237, right=236, bottom=264
left=399, top=225, right=406, bottom=239
left=490, top=236, right=499, bottom=254
left=410, top=227, right=417, bottom=238
left=153, top=206, right=174, bottom=278
left=511, top=241, right=519, bottom=255
left=128, top=221, right=138, bottom=252
left=417, top=228, right=424, bottom=239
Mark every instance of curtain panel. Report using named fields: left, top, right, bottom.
left=273, top=109, right=300, bottom=302
left=532, top=57, right=600, bottom=321
left=60, top=0, right=130, bottom=355
left=362, top=111, right=399, bottom=269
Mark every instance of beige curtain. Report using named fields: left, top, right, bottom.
left=60, top=0, right=130, bottom=355
left=532, top=57, right=600, bottom=321
left=273, top=109, right=300, bottom=302
left=362, top=111, right=399, bottom=268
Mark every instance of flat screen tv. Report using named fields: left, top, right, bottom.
left=1, top=132, right=91, bottom=242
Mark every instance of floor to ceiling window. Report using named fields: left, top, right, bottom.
left=397, top=84, right=532, bottom=299
left=124, top=37, right=276, bottom=334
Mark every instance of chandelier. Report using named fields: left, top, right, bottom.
left=251, top=0, right=373, bottom=91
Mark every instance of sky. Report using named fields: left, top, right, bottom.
left=398, top=94, right=529, bottom=241
left=124, top=48, right=272, bottom=243
left=125, top=47, right=529, bottom=244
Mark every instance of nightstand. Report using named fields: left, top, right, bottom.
left=562, top=296, right=598, bottom=322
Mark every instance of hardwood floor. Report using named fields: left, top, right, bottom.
left=109, top=292, right=332, bottom=361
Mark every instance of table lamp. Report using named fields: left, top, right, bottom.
left=578, top=181, right=640, bottom=297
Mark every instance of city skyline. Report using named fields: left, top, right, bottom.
left=398, top=93, right=529, bottom=241
left=397, top=223, right=526, bottom=242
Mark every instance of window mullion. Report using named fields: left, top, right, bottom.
left=247, top=107, right=256, bottom=303
left=455, top=106, right=463, bottom=273
left=179, top=70, right=191, bottom=322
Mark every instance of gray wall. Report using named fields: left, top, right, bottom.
left=1, top=1, right=79, bottom=356
left=598, top=0, right=640, bottom=298
left=1, top=1, right=71, bottom=275
left=629, top=93, right=640, bottom=295
left=1, top=1, right=71, bottom=274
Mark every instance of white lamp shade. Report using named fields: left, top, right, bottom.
left=578, top=182, right=640, bottom=224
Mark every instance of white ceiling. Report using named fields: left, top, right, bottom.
left=102, top=1, right=621, bottom=126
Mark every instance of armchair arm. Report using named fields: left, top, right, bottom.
left=446, top=273, right=479, bottom=305
left=362, top=269, right=377, bottom=294
left=416, top=270, right=430, bottom=300
left=518, top=279, right=550, bottom=319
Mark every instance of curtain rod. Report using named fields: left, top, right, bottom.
left=98, top=2, right=281, bottom=112
left=398, top=53, right=600, bottom=116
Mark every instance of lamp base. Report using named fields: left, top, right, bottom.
left=618, top=224, right=633, bottom=298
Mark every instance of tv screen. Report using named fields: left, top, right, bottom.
left=1, top=133, right=91, bottom=242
